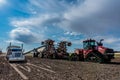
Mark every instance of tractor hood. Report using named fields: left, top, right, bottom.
left=97, top=46, right=114, bottom=54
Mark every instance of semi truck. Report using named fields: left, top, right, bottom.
left=6, top=43, right=26, bottom=62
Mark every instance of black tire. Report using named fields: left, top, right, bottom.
left=85, top=52, right=104, bottom=63
left=33, top=52, right=39, bottom=57
left=69, top=53, right=79, bottom=61
left=9, top=61, right=12, bottom=63
left=33, top=53, right=36, bottom=57
left=104, top=58, right=111, bottom=63
left=24, top=59, right=27, bottom=63
left=64, top=53, right=69, bottom=60
left=79, top=54, right=84, bottom=61
left=52, top=53, right=57, bottom=59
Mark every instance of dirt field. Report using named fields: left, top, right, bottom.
left=0, top=54, right=120, bottom=80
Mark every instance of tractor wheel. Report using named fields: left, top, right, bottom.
left=69, top=53, right=79, bottom=61
left=85, top=52, right=104, bottom=63
left=79, top=54, right=84, bottom=61
left=104, top=58, right=111, bottom=63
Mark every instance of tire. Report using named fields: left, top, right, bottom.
left=64, top=53, right=69, bottom=60
left=79, top=54, right=84, bottom=61
left=52, top=53, right=57, bottom=59
left=69, top=53, right=79, bottom=61
left=33, top=53, right=38, bottom=57
left=24, top=59, right=27, bottom=63
left=85, top=52, right=104, bottom=63
left=104, top=58, right=111, bottom=63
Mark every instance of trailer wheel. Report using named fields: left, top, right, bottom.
left=52, top=53, right=57, bottom=59
left=33, top=52, right=38, bottom=57
left=65, top=53, right=69, bottom=60
left=33, top=53, right=36, bottom=57
left=69, top=53, right=79, bottom=61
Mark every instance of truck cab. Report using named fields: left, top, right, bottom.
left=6, top=44, right=25, bottom=62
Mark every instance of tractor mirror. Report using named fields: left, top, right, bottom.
left=100, top=39, right=104, bottom=42
left=41, top=41, right=44, bottom=45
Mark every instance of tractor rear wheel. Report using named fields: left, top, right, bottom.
left=85, top=52, right=104, bottom=63
left=104, top=58, right=111, bottom=63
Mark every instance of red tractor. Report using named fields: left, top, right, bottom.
left=70, top=39, right=114, bottom=63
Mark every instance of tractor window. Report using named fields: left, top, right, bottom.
left=83, top=42, right=88, bottom=49
left=83, top=41, right=96, bottom=49
left=90, top=42, right=95, bottom=46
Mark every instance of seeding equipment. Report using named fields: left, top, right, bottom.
left=56, top=41, right=71, bottom=59
left=25, top=39, right=71, bottom=59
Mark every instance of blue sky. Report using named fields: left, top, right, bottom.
left=0, top=0, right=120, bottom=52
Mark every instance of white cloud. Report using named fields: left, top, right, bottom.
left=64, top=31, right=80, bottom=36
left=11, top=14, right=63, bottom=28
left=28, top=0, right=76, bottom=13
left=23, top=0, right=120, bottom=35
left=6, top=40, right=23, bottom=44
left=9, top=0, right=120, bottom=50
left=104, top=38, right=120, bottom=44
left=72, top=39, right=83, bottom=45
left=93, top=36, right=120, bottom=44
left=10, top=14, right=63, bottom=43
left=10, top=27, right=44, bottom=44
left=0, top=0, right=6, bottom=4
left=0, top=0, right=7, bottom=7
left=60, top=0, right=120, bottom=35
left=59, top=36, right=69, bottom=41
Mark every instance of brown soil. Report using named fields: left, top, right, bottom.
left=0, top=56, right=120, bottom=80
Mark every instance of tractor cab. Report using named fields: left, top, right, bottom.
left=83, top=39, right=96, bottom=50
left=83, top=39, right=104, bottom=50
